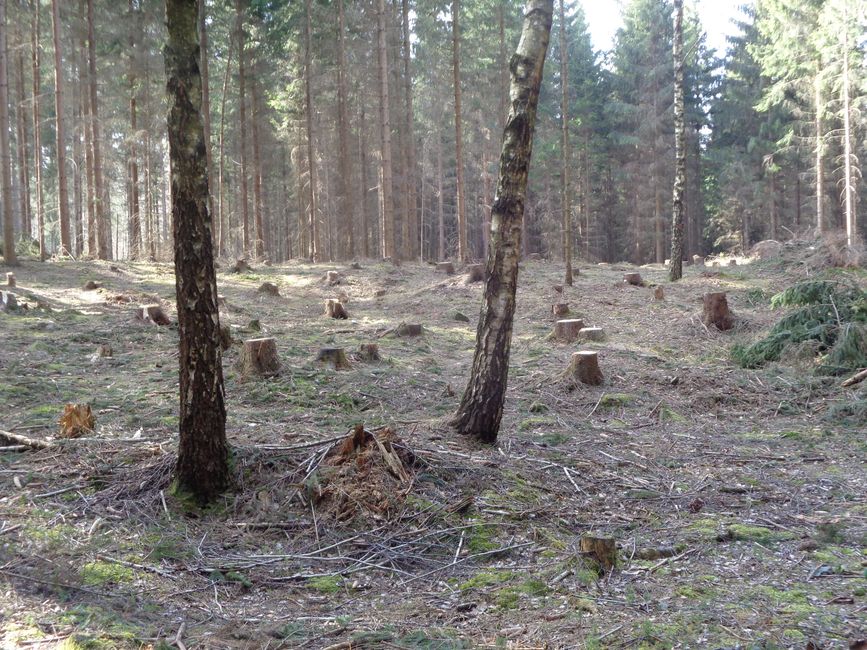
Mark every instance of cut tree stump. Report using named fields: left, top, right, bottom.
left=137, top=304, right=171, bottom=326
left=692, top=255, right=704, bottom=266
left=579, top=327, right=606, bottom=342
left=702, top=292, right=735, bottom=331
left=566, top=351, right=604, bottom=385
left=258, top=282, right=280, bottom=296
left=436, top=261, right=455, bottom=275
left=1, top=291, right=17, bottom=310
left=316, top=346, right=351, bottom=370
left=528, top=253, right=543, bottom=261
left=217, top=294, right=227, bottom=307
left=82, top=280, right=101, bottom=291
left=396, top=323, right=423, bottom=337
left=465, top=264, right=484, bottom=283
left=230, top=258, right=251, bottom=273
left=653, top=286, right=665, bottom=301
left=349, top=262, right=362, bottom=270
left=237, top=337, right=281, bottom=378
left=219, top=325, right=233, bottom=351
left=6, top=272, right=15, bottom=288
left=579, top=535, right=617, bottom=572
left=325, top=298, right=349, bottom=319
left=374, top=289, right=387, bottom=298
left=325, top=270, right=341, bottom=286
left=358, top=343, right=381, bottom=362
left=623, top=272, right=644, bottom=286
left=553, top=318, right=585, bottom=342
left=552, top=303, right=570, bottom=317
left=552, top=284, right=563, bottom=294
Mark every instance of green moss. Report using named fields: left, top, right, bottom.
left=720, top=524, right=796, bottom=544
left=599, top=393, right=634, bottom=408
left=458, top=570, right=514, bottom=591
left=306, top=575, right=344, bottom=594
left=80, top=561, right=136, bottom=586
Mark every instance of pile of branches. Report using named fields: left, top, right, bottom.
left=733, top=279, right=867, bottom=375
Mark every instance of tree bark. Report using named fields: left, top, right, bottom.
left=30, top=0, right=44, bottom=260
left=216, top=30, right=233, bottom=257
left=198, top=0, right=215, bottom=249
left=357, top=98, right=370, bottom=258
left=165, top=0, right=229, bottom=504
left=235, top=0, right=250, bottom=256
left=376, top=0, right=394, bottom=260
left=814, top=69, right=824, bottom=233
left=128, top=0, right=141, bottom=259
left=13, top=22, right=30, bottom=244
left=251, top=78, right=265, bottom=259
left=0, top=0, right=15, bottom=265
left=452, top=0, right=467, bottom=262
left=336, top=0, right=354, bottom=260
left=558, top=0, right=572, bottom=286
left=452, top=0, right=553, bottom=443
left=50, top=0, right=71, bottom=255
left=669, top=0, right=685, bottom=281
left=85, top=0, right=110, bottom=259
left=841, top=21, right=855, bottom=247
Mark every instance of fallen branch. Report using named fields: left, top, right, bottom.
left=841, top=368, right=867, bottom=388
left=0, top=429, right=52, bottom=450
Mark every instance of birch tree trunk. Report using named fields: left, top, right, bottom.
left=452, top=0, right=467, bottom=262
left=165, top=0, right=229, bottom=504
left=668, top=0, right=685, bottom=281
left=558, top=0, right=572, bottom=285
left=51, top=0, right=71, bottom=255
left=452, top=0, right=553, bottom=443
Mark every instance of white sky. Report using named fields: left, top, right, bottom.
left=579, top=0, right=750, bottom=56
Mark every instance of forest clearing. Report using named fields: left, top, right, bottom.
left=1, top=243, right=865, bottom=649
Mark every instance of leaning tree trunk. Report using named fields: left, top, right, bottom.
left=50, top=0, right=71, bottom=255
left=0, top=0, right=16, bottom=266
left=558, top=0, right=572, bottom=286
left=452, top=0, right=553, bottom=443
left=669, top=0, right=685, bottom=282
left=165, top=0, right=229, bottom=503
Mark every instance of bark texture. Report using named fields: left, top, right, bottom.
left=452, top=0, right=467, bottom=262
left=668, top=0, right=685, bottom=281
left=451, top=0, right=553, bottom=443
left=558, top=0, right=572, bottom=286
left=51, top=0, right=71, bottom=254
left=165, top=0, right=229, bottom=503
left=0, top=0, right=15, bottom=265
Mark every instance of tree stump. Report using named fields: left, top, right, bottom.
left=82, top=280, right=101, bottom=291
left=325, top=270, right=341, bottom=286
left=374, top=288, right=387, bottom=298
left=552, top=284, right=563, bottom=294
left=653, top=286, right=665, bottom=301
left=217, top=295, right=227, bottom=308
left=258, top=282, right=280, bottom=296
left=357, top=343, right=381, bottom=362
left=1, top=291, right=17, bottom=310
left=552, top=303, right=570, bottom=317
left=465, top=264, right=484, bottom=283
left=396, top=323, right=423, bottom=337
left=325, top=298, right=349, bottom=319
left=5, top=272, right=15, bottom=288
left=219, top=325, right=233, bottom=351
left=702, top=292, right=735, bottom=331
left=230, top=258, right=251, bottom=273
left=528, top=252, right=543, bottom=261
left=566, top=351, right=604, bottom=385
left=137, top=304, right=171, bottom=326
left=579, top=327, right=606, bottom=342
left=316, top=346, right=351, bottom=370
left=349, top=262, right=362, bottom=270
left=692, top=255, right=704, bottom=266
left=553, top=318, right=584, bottom=342
left=728, top=258, right=738, bottom=266
left=579, top=535, right=617, bottom=572
left=237, top=337, right=281, bottom=378
left=436, top=261, right=455, bottom=275
left=623, top=272, right=644, bottom=286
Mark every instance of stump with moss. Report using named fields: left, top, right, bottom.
left=436, top=261, right=455, bottom=275
left=465, top=264, right=484, bottom=283
left=230, top=258, right=251, bottom=273
left=358, top=343, right=381, bottom=362
left=396, top=323, right=423, bottom=337
left=565, top=351, right=603, bottom=386
left=702, top=292, right=734, bottom=331
left=623, top=272, right=644, bottom=286
left=137, top=304, right=171, bottom=326
left=237, top=337, right=281, bottom=378
left=579, top=327, right=606, bottom=342
left=6, top=272, right=15, bottom=288
left=258, top=282, right=280, bottom=296
left=553, top=318, right=584, bottom=342
left=552, top=303, right=570, bottom=317
left=325, top=298, right=349, bottom=319
left=325, top=270, right=341, bottom=286
left=316, top=346, right=351, bottom=370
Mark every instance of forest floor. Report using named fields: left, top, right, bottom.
left=0, top=244, right=865, bottom=650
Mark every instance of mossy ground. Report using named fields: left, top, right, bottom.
left=0, top=255, right=864, bottom=648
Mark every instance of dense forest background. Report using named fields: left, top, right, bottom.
left=0, top=0, right=865, bottom=265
